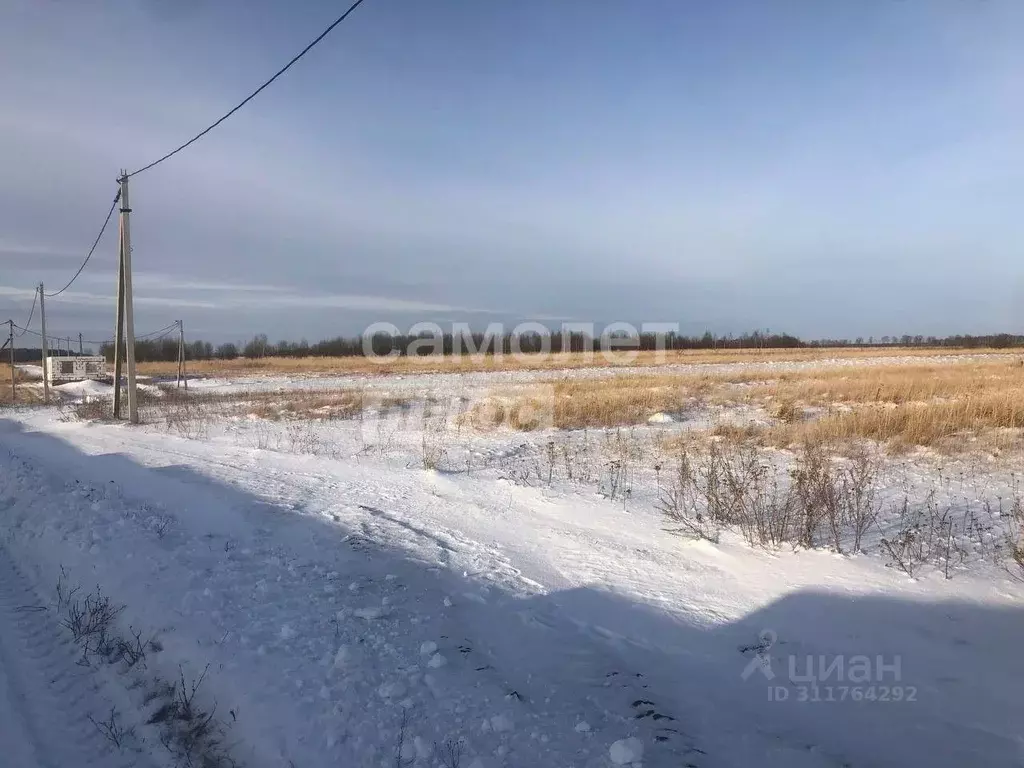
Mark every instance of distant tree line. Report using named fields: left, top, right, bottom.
left=8, top=330, right=1023, bottom=364
left=71, top=330, right=1024, bottom=363
left=807, top=333, right=1024, bottom=349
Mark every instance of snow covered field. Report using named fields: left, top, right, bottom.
left=1, top=358, right=1023, bottom=767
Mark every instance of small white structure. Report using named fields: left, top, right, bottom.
left=45, top=356, right=107, bottom=384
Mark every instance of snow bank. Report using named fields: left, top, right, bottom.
left=14, top=364, right=43, bottom=379
left=53, top=380, right=164, bottom=402
left=54, top=380, right=114, bottom=398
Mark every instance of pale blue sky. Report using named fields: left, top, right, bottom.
left=1, top=0, right=1021, bottom=344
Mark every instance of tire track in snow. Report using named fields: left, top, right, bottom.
left=0, top=547, right=151, bottom=768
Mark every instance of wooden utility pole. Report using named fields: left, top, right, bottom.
left=112, top=172, right=139, bottom=423
left=7, top=320, right=14, bottom=403
left=78, top=333, right=83, bottom=355
left=38, top=283, right=49, bottom=404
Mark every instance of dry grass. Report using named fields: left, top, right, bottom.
left=495, top=358, right=1024, bottom=451
left=545, top=374, right=703, bottom=429
left=0, top=364, right=42, bottom=405
left=767, top=395, right=1024, bottom=451
left=247, top=390, right=366, bottom=421
left=137, top=388, right=368, bottom=422
left=136, top=346, right=1009, bottom=378
left=735, top=360, right=1024, bottom=406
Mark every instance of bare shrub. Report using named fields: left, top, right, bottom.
left=55, top=565, right=78, bottom=615
left=880, top=496, right=931, bottom=577
left=789, top=442, right=835, bottom=550
left=284, top=421, right=323, bottom=455
left=658, top=441, right=884, bottom=553
left=160, top=393, right=210, bottom=440
left=89, top=707, right=135, bottom=751
left=251, top=421, right=274, bottom=450
left=151, top=664, right=235, bottom=767
left=656, top=444, right=721, bottom=542
left=1012, top=545, right=1024, bottom=582
left=841, top=447, right=882, bottom=552
left=420, top=399, right=452, bottom=470
left=421, top=431, right=446, bottom=470
left=392, top=708, right=414, bottom=768
left=148, top=513, right=174, bottom=539
left=434, top=737, right=465, bottom=768
left=61, top=584, right=125, bottom=655
left=600, top=429, right=640, bottom=505
left=74, top=398, right=112, bottom=422
left=1005, top=479, right=1024, bottom=582
left=692, top=442, right=794, bottom=548
left=788, top=442, right=882, bottom=553
left=116, top=626, right=149, bottom=670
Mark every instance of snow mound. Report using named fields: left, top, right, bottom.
left=54, top=380, right=114, bottom=399
left=14, top=364, right=43, bottom=379
left=609, top=737, right=644, bottom=765
left=647, top=412, right=674, bottom=424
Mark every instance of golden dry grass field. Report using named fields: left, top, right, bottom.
left=486, top=357, right=1024, bottom=451
left=137, top=345, right=1010, bottom=378
left=0, top=364, right=41, bottom=405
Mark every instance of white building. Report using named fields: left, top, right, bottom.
left=45, top=356, right=107, bottom=384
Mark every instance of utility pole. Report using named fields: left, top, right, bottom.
left=121, top=172, right=139, bottom=424
left=39, top=283, right=49, bottom=404
left=176, top=320, right=182, bottom=388
left=112, top=213, right=125, bottom=417
left=7, top=320, right=14, bottom=403
left=112, top=171, right=139, bottom=423
left=176, top=320, right=188, bottom=391
left=79, top=333, right=83, bottom=355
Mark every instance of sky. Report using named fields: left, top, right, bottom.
left=1, top=0, right=1022, bottom=346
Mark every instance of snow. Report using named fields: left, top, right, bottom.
left=52, top=379, right=164, bottom=402
left=426, top=652, right=447, bottom=668
left=488, top=713, right=514, bottom=733
left=0, top=367, right=1022, bottom=767
left=54, top=379, right=115, bottom=398
left=0, top=545, right=163, bottom=767
left=610, top=736, right=644, bottom=765
left=14, top=364, right=43, bottom=379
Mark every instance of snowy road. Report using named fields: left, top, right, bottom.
left=0, top=545, right=153, bottom=768
left=1, top=410, right=1023, bottom=767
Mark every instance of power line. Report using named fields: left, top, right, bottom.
left=13, top=291, right=37, bottom=337
left=136, top=322, right=181, bottom=341
left=128, top=0, right=370, bottom=178
left=11, top=321, right=179, bottom=347
left=45, top=189, right=121, bottom=298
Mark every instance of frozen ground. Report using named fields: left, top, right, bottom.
left=0, top=362, right=1023, bottom=767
